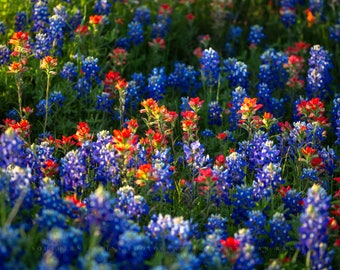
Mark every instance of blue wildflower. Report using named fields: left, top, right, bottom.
left=248, top=25, right=265, bottom=46
left=306, top=45, right=333, bottom=99
left=60, top=61, right=78, bottom=81
left=200, top=47, right=220, bottom=87
left=146, top=67, right=167, bottom=100
left=268, top=212, right=292, bottom=248
left=31, top=0, right=50, bottom=32
left=128, top=20, right=144, bottom=45
left=208, top=101, right=223, bottom=126
left=0, top=45, right=10, bottom=66
left=297, top=184, right=333, bottom=269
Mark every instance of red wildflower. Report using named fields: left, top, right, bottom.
left=73, top=122, right=92, bottom=146
left=41, top=159, right=59, bottom=177
left=188, top=97, right=204, bottom=112
left=74, top=25, right=90, bottom=35
left=109, top=47, right=128, bottom=66
left=158, top=4, right=172, bottom=15
left=148, top=37, right=166, bottom=49
left=193, top=47, right=203, bottom=58
left=89, top=15, right=103, bottom=25
left=65, top=194, right=86, bottom=208
left=104, top=70, right=121, bottom=87
left=220, top=237, right=240, bottom=252
left=186, top=13, right=195, bottom=22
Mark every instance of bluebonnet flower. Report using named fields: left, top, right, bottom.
left=79, top=246, right=112, bottom=270
left=218, top=152, right=246, bottom=205
left=60, top=61, right=78, bottom=81
left=268, top=212, right=291, bottom=248
left=35, top=208, right=68, bottom=230
left=126, top=72, right=145, bottom=109
left=33, top=32, right=51, bottom=59
left=200, top=129, right=215, bottom=138
left=36, top=92, right=64, bottom=117
left=245, top=210, right=267, bottom=247
left=91, top=133, right=120, bottom=186
left=0, top=129, right=28, bottom=168
left=115, top=37, right=131, bottom=50
left=0, top=44, right=10, bottom=65
left=183, top=140, right=211, bottom=175
left=85, top=186, right=141, bottom=249
left=82, top=56, right=101, bottom=83
left=256, top=82, right=276, bottom=114
left=318, top=147, right=337, bottom=176
left=36, top=181, right=80, bottom=218
left=31, top=0, right=50, bottom=32
left=239, top=131, right=280, bottom=172
left=50, top=91, right=65, bottom=107
left=205, top=214, right=228, bottom=238
left=150, top=148, right=175, bottom=200
left=114, top=185, right=148, bottom=220
left=330, top=24, right=340, bottom=43
left=151, top=14, right=171, bottom=38
left=60, top=148, right=89, bottom=192
left=146, top=67, right=167, bottom=100
left=306, top=45, right=333, bottom=99
left=69, top=9, right=83, bottom=31
left=170, top=251, right=201, bottom=270
left=0, top=226, right=24, bottom=269
left=36, top=99, right=50, bottom=117
left=5, top=109, right=20, bottom=121
left=53, top=4, right=69, bottom=21
left=282, top=188, right=303, bottom=219
left=248, top=25, right=265, bottom=47
left=48, top=14, right=66, bottom=56
left=94, top=0, right=112, bottom=15
left=133, top=6, right=151, bottom=25
left=128, top=20, right=144, bottom=45
left=96, top=92, right=114, bottom=114
left=0, top=166, right=35, bottom=210
left=300, top=167, right=319, bottom=182
left=145, top=214, right=195, bottom=253
left=280, top=0, right=297, bottom=28
left=309, top=0, right=324, bottom=15
left=199, top=232, right=227, bottom=268
left=0, top=21, right=7, bottom=35
left=253, top=162, right=284, bottom=200
left=222, top=58, right=249, bottom=89
left=234, top=228, right=262, bottom=269
left=15, top=11, right=28, bottom=31
left=331, top=94, right=340, bottom=142
left=297, top=184, right=333, bottom=269
left=258, top=48, right=289, bottom=91
left=35, top=141, right=56, bottom=164
left=227, top=25, right=242, bottom=43
left=200, top=47, right=220, bottom=87
left=116, top=230, right=152, bottom=268
left=208, top=101, right=223, bottom=126
left=229, top=86, right=248, bottom=131
left=231, top=185, right=256, bottom=225
left=39, top=227, right=83, bottom=268
left=74, top=77, right=93, bottom=98
left=167, top=62, right=201, bottom=95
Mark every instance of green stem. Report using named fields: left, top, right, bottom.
left=43, top=73, right=51, bottom=137
left=15, top=74, right=23, bottom=119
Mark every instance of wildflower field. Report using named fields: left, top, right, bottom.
left=1, top=0, right=340, bottom=269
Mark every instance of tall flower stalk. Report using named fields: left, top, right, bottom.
left=40, top=56, right=57, bottom=137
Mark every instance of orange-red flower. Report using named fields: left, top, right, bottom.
left=41, top=159, right=59, bottom=177
left=220, top=237, right=240, bottom=252
left=89, top=15, right=103, bottom=25
left=7, top=62, right=26, bottom=73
